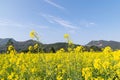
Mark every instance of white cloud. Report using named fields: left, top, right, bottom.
left=86, top=22, right=96, bottom=27
left=40, top=14, right=55, bottom=24
left=44, top=0, right=65, bottom=10
left=89, top=22, right=96, bottom=25
left=0, top=19, right=24, bottom=27
left=40, top=14, right=77, bottom=29
left=51, top=16, right=77, bottom=29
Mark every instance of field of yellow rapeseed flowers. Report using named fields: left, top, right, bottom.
left=0, top=49, right=120, bottom=80
left=0, top=31, right=120, bottom=80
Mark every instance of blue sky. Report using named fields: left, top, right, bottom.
left=0, top=0, right=120, bottom=45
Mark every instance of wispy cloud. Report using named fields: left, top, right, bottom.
left=79, top=20, right=96, bottom=28
left=0, top=19, right=24, bottom=27
left=89, top=22, right=96, bottom=25
left=40, top=14, right=77, bottom=29
left=0, top=19, right=48, bottom=29
left=44, top=0, right=65, bottom=10
left=50, top=16, right=77, bottom=29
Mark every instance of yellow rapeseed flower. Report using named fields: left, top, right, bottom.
left=94, top=59, right=101, bottom=69
left=103, top=46, right=112, bottom=53
left=8, top=45, right=14, bottom=51
left=102, top=61, right=110, bottom=69
left=34, top=43, right=39, bottom=50
left=29, top=30, right=40, bottom=42
left=28, top=46, right=33, bottom=52
left=56, top=75, right=63, bottom=80
left=31, top=67, right=36, bottom=73
left=30, top=30, right=36, bottom=38
left=64, top=33, right=69, bottom=39
left=82, top=67, right=92, bottom=80
left=7, top=72, right=15, bottom=80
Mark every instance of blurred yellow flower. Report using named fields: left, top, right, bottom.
left=103, top=46, right=112, bottom=53
left=94, top=59, right=101, bottom=69
left=28, top=46, right=33, bottom=52
left=34, top=43, right=39, bottom=50
left=56, top=75, right=63, bottom=80
left=30, top=30, right=36, bottom=38
left=8, top=45, right=14, bottom=51
left=64, top=33, right=69, bottom=39
left=82, top=67, right=92, bottom=80
left=7, top=72, right=15, bottom=80
left=102, top=61, right=110, bottom=69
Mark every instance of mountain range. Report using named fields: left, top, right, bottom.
left=0, top=38, right=119, bottom=53
left=0, top=38, right=70, bottom=53
left=86, top=40, right=120, bottom=50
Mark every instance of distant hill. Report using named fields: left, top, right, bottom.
left=0, top=38, right=40, bottom=53
left=0, top=38, right=74, bottom=53
left=86, top=40, right=120, bottom=50
left=0, top=38, right=105, bottom=53
left=0, top=38, right=15, bottom=46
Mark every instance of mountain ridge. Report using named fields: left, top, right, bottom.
left=0, top=38, right=119, bottom=53
left=86, top=40, right=120, bottom=50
